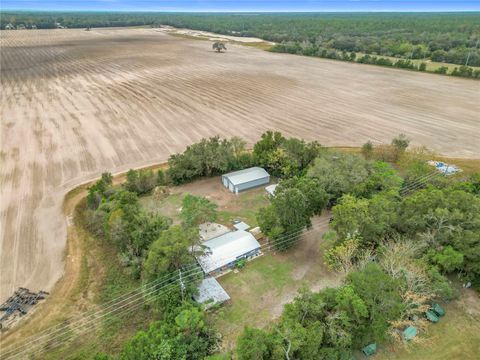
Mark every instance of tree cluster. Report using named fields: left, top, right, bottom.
left=167, top=136, right=251, bottom=184
left=237, top=263, right=404, bottom=359
left=124, top=169, right=158, bottom=195
left=256, top=144, right=401, bottom=251
left=85, top=179, right=171, bottom=278
left=96, top=302, right=219, bottom=360
left=330, top=185, right=480, bottom=286
left=253, top=131, right=322, bottom=178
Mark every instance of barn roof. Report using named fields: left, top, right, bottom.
left=196, top=230, right=261, bottom=273
left=223, top=167, right=269, bottom=186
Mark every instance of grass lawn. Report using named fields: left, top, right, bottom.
left=214, top=255, right=296, bottom=337
left=216, top=189, right=270, bottom=227
left=212, top=215, right=339, bottom=351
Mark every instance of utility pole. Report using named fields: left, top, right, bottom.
left=179, top=269, right=185, bottom=302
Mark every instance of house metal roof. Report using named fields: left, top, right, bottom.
left=223, top=167, right=269, bottom=186
left=194, top=277, right=230, bottom=309
left=196, top=230, right=261, bottom=273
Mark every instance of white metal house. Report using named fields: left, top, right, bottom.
left=222, top=167, right=270, bottom=194
left=196, top=230, right=261, bottom=275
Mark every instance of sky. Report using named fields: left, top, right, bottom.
left=1, top=0, right=480, bottom=12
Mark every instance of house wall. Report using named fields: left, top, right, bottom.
left=208, top=248, right=261, bottom=276
left=233, top=176, right=270, bottom=193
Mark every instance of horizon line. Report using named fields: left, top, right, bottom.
left=2, top=9, right=480, bottom=13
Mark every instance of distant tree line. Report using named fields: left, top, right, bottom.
left=271, top=43, right=480, bottom=78
left=2, top=12, right=479, bottom=69
left=3, top=12, right=479, bottom=78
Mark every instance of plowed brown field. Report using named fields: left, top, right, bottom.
left=1, top=27, right=479, bottom=303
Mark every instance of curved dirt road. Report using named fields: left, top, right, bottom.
left=1, top=28, right=479, bottom=303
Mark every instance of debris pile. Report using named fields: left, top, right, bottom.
left=0, top=288, right=49, bottom=330
left=427, top=160, right=462, bottom=175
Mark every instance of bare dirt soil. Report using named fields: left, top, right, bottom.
left=1, top=27, right=479, bottom=306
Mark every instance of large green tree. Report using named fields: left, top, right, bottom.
left=143, top=225, right=197, bottom=282
left=307, top=151, right=370, bottom=201
left=331, top=192, right=399, bottom=245
left=180, top=194, right=218, bottom=229
left=257, top=188, right=311, bottom=250
left=276, top=176, right=329, bottom=217
left=346, top=263, right=404, bottom=345
left=121, top=303, right=217, bottom=360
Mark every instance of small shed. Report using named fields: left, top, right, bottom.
left=233, top=221, right=250, bottom=231
left=402, top=326, right=417, bottom=341
left=194, top=277, right=230, bottom=309
left=362, top=343, right=377, bottom=357
left=222, top=167, right=270, bottom=194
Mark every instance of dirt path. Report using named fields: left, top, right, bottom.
left=1, top=27, right=479, bottom=308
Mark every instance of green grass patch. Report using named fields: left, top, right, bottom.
left=71, top=254, right=90, bottom=299
left=214, top=255, right=297, bottom=343
left=217, top=190, right=270, bottom=227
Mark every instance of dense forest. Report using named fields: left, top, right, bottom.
left=2, top=12, right=480, bottom=69
left=71, top=132, right=480, bottom=359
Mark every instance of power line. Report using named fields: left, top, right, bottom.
left=0, top=264, right=201, bottom=358
left=6, top=221, right=330, bottom=359
left=399, top=170, right=441, bottom=195
left=6, top=269, right=205, bottom=360
left=14, top=220, right=331, bottom=359
left=1, top=220, right=329, bottom=359
left=0, top=266, right=202, bottom=359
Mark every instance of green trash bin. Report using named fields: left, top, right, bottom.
left=426, top=310, right=439, bottom=323
left=402, top=326, right=417, bottom=341
left=432, top=303, right=445, bottom=317
left=362, top=343, right=377, bottom=357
